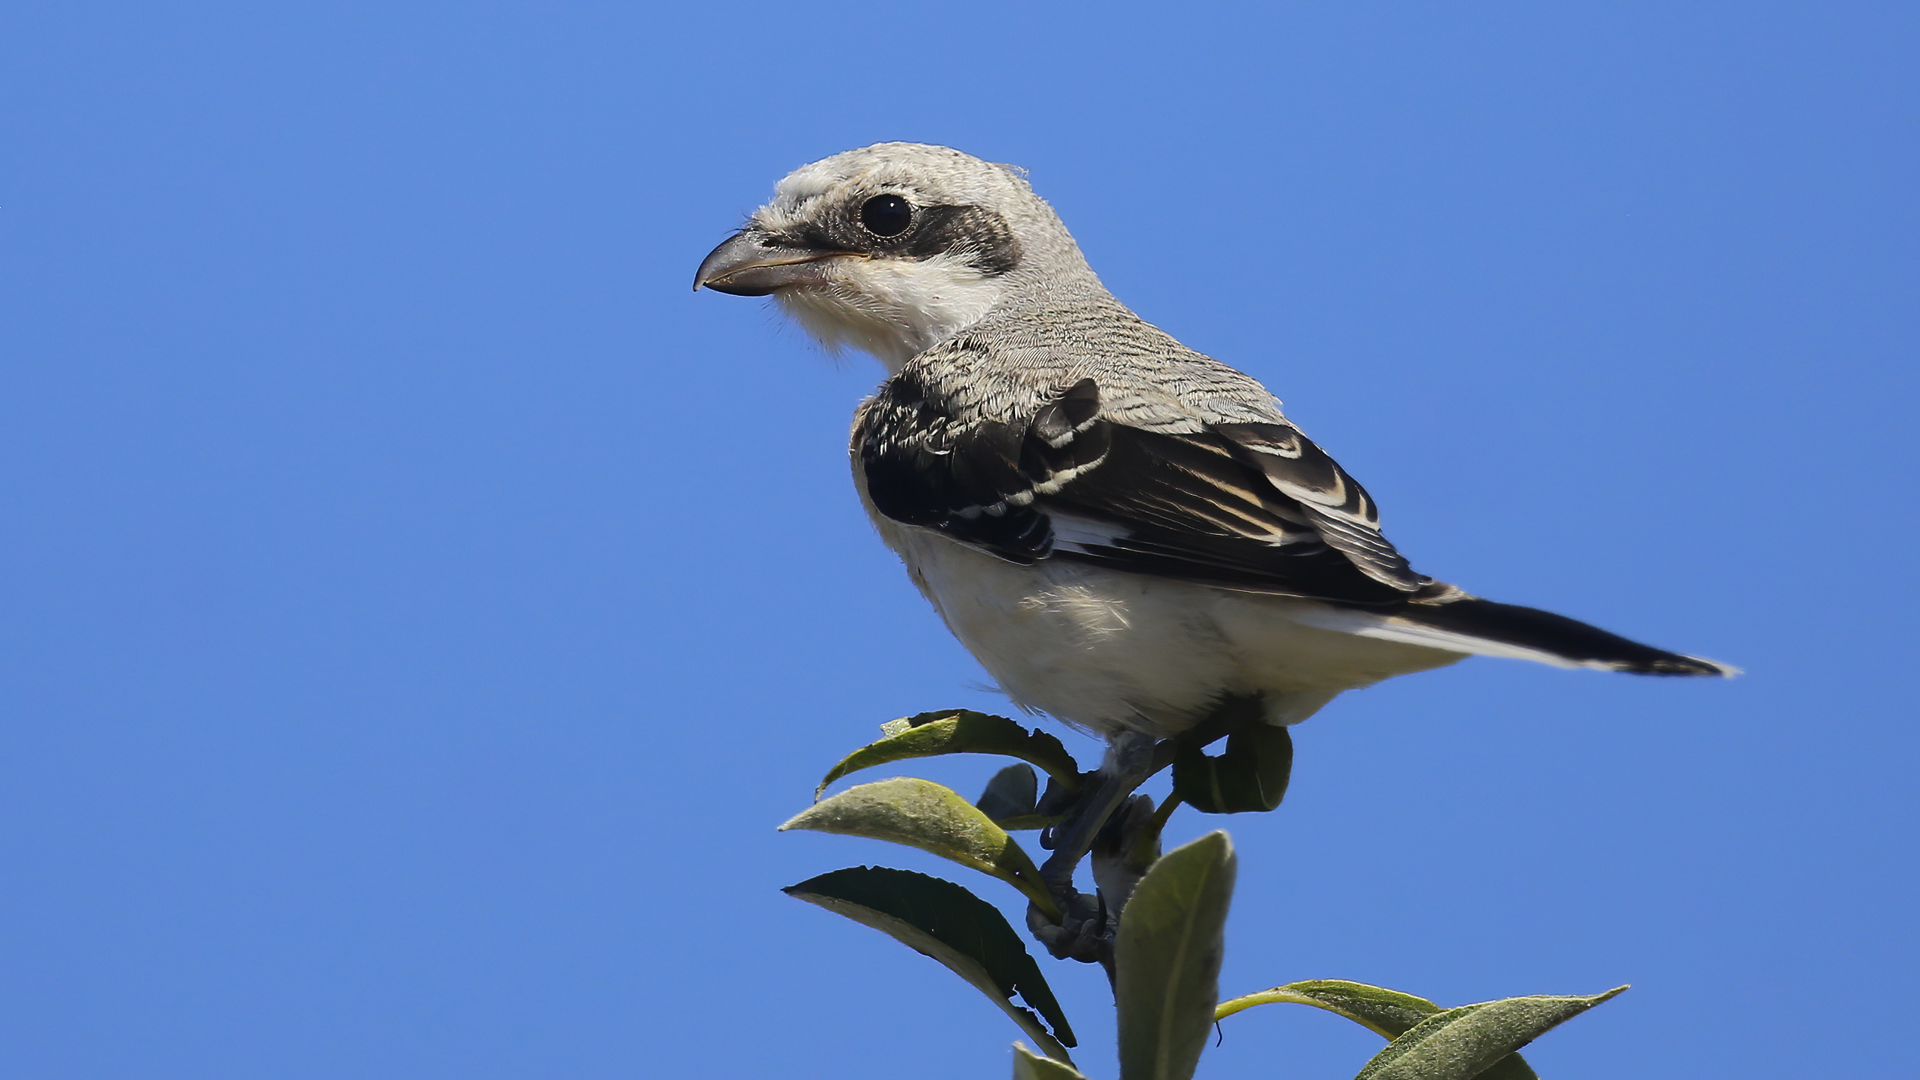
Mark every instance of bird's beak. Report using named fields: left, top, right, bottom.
left=692, top=229, right=845, bottom=296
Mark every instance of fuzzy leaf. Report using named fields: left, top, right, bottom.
left=782, top=777, right=1057, bottom=917
left=785, top=867, right=1077, bottom=1063
left=1114, top=831, right=1237, bottom=1080
left=816, top=710, right=1083, bottom=799
left=1216, top=979, right=1443, bottom=1038
left=1013, top=1042, right=1090, bottom=1080
left=1352, top=987, right=1627, bottom=1080
left=1216, top=980, right=1539, bottom=1079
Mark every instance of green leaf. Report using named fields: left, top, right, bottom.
left=1351, top=987, right=1627, bottom=1080
left=1115, top=831, right=1237, bottom=1080
left=781, top=777, right=1058, bottom=918
left=978, top=763, right=1042, bottom=822
left=1173, top=722, right=1292, bottom=814
left=1216, top=979, right=1444, bottom=1038
left=1472, top=1054, right=1544, bottom=1080
left=816, top=710, right=1083, bottom=799
left=785, top=867, right=1077, bottom=1064
left=1215, top=981, right=1541, bottom=1079
left=1012, top=1042, right=1090, bottom=1080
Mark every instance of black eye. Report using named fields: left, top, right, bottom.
left=859, top=194, right=913, bottom=237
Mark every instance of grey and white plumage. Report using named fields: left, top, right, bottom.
left=696, top=143, right=1733, bottom=740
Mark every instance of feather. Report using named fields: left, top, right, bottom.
left=858, top=376, right=1419, bottom=604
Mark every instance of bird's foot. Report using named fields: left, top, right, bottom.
left=1026, top=891, right=1108, bottom=968
left=1025, top=794, right=1164, bottom=978
left=1021, top=733, right=1161, bottom=976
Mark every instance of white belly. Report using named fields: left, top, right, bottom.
left=869, top=510, right=1466, bottom=739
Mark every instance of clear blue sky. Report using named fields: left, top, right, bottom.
left=3, top=3, right=1914, bottom=1077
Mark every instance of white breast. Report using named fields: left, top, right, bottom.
left=857, top=488, right=1467, bottom=738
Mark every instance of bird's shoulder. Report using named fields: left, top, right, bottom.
left=879, top=297, right=1290, bottom=433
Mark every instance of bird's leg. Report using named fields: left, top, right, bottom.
left=1089, top=793, right=1164, bottom=932
left=1039, top=730, right=1158, bottom=890
left=1024, top=696, right=1266, bottom=971
left=1027, top=731, right=1159, bottom=967
left=1061, top=793, right=1165, bottom=980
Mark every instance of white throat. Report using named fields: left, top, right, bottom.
left=776, top=254, right=1008, bottom=374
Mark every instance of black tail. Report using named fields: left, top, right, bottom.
left=1408, top=597, right=1737, bottom=676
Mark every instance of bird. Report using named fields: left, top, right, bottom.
left=694, top=143, right=1733, bottom=745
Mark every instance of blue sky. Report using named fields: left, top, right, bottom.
left=2, top=3, right=1914, bottom=1077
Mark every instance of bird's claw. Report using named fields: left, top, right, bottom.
left=1028, top=892, right=1109, bottom=966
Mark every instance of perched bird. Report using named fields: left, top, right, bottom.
left=695, top=143, right=1733, bottom=743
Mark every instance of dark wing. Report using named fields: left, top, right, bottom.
left=857, top=374, right=1737, bottom=676
left=856, top=375, right=1430, bottom=606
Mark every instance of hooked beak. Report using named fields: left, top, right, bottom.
left=692, top=229, right=847, bottom=295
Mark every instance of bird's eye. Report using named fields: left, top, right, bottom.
left=859, top=194, right=913, bottom=237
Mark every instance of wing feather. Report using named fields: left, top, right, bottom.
left=856, top=375, right=1426, bottom=603
left=855, top=371, right=1733, bottom=677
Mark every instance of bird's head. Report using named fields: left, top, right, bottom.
left=694, top=143, right=1097, bottom=372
